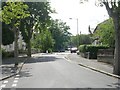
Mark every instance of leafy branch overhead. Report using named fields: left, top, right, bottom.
left=1, top=1, right=30, bottom=26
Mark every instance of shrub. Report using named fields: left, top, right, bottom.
left=78, top=45, right=87, bottom=53
left=48, top=48, right=52, bottom=53
left=79, top=45, right=109, bottom=59
left=2, top=49, right=14, bottom=58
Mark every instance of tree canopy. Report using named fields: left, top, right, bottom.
left=93, top=18, right=115, bottom=47
left=49, top=19, right=71, bottom=51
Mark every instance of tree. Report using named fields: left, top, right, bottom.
left=20, top=2, right=53, bottom=57
left=32, top=29, right=55, bottom=53
left=81, top=0, right=120, bottom=75
left=1, top=3, right=14, bottom=45
left=2, top=22, right=14, bottom=45
left=0, top=1, right=29, bottom=67
left=49, top=19, right=71, bottom=51
left=93, top=18, right=115, bottom=47
left=102, top=1, right=120, bottom=75
left=1, top=1, right=30, bottom=65
left=70, top=34, right=92, bottom=47
left=79, top=34, right=92, bottom=45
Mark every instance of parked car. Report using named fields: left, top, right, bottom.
left=70, top=47, right=78, bottom=53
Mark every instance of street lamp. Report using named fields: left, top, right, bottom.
left=69, top=18, right=79, bottom=47
left=69, top=18, right=79, bottom=35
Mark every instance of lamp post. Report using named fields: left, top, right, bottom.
left=69, top=18, right=79, bottom=47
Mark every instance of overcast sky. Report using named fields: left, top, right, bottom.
left=50, top=0, right=109, bottom=35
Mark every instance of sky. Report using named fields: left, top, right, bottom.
left=49, top=0, right=109, bottom=35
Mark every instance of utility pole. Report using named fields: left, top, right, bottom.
left=69, top=18, right=79, bottom=47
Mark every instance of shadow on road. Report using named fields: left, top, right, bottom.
left=25, top=56, right=61, bottom=64
left=2, top=57, right=27, bottom=65
left=19, top=70, right=32, bottom=78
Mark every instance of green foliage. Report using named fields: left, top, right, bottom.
left=70, top=34, right=92, bottom=47
left=49, top=19, right=71, bottom=51
left=79, top=34, right=92, bottom=45
left=19, top=2, right=53, bottom=56
left=2, top=49, right=14, bottom=58
left=78, top=45, right=87, bottom=53
left=1, top=1, right=30, bottom=45
left=48, top=48, right=52, bottom=53
left=2, top=22, right=14, bottom=45
left=93, top=18, right=115, bottom=47
left=79, top=45, right=109, bottom=59
left=1, top=1, right=30, bottom=26
left=32, top=30, right=55, bottom=53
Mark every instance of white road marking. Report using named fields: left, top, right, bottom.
left=16, top=75, right=20, bottom=77
left=1, top=84, right=6, bottom=88
left=3, top=81, right=8, bottom=84
left=14, top=78, right=19, bottom=80
left=13, top=80, right=18, bottom=83
left=12, top=84, right=17, bottom=87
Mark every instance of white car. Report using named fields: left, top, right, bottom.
left=70, top=47, right=78, bottom=53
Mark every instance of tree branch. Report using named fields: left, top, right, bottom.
left=103, top=1, right=113, bottom=17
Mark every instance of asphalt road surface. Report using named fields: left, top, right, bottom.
left=1, top=52, right=119, bottom=88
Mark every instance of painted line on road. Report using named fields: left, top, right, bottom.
left=3, top=80, right=8, bottom=84
left=14, top=77, right=19, bottom=80
left=12, top=84, right=17, bottom=87
left=16, top=75, right=20, bottom=77
left=1, top=84, right=6, bottom=88
left=0, top=80, right=8, bottom=88
left=13, top=80, right=18, bottom=83
left=11, top=74, right=20, bottom=88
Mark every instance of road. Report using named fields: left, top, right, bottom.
left=1, top=52, right=119, bottom=88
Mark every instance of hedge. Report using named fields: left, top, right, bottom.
left=78, top=45, right=109, bottom=59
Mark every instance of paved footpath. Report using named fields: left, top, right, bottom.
left=66, top=53, right=120, bottom=79
left=0, top=56, right=27, bottom=81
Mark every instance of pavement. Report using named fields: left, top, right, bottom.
left=1, top=52, right=120, bottom=81
left=0, top=56, right=27, bottom=81
left=2, top=53, right=119, bottom=88
left=66, top=53, right=120, bottom=79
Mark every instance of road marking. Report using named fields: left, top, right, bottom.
left=1, top=84, right=6, bottom=88
left=14, top=77, right=19, bottom=80
left=13, top=80, right=18, bottom=83
left=3, top=81, right=8, bottom=84
left=16, top=75, right=20, bottom=77
left=12, top=84, right=17, bottom=87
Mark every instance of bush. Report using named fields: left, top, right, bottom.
left=78, top=45, right=87, bottom=53
left=2, top=49, right=14, bottom=58
left=79, top=45, right=109, bottom=59
left=48, top=48, right=52, bottom=53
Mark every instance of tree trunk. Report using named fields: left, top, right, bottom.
left=27, top=28, right=31, bottom=57
left=14, top=27, right=19, bottom=67
left=113, top=17, right=120, bottom=75
left=27, top=39, right=31, bottom=57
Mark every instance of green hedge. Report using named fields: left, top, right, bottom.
left=78, top=45, right=109, bottom=59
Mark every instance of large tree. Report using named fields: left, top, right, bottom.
left=20, top=2, right=52, bottom=57
left=103, top=1, right=120, bottom=75
left=1, top=1, right=29, bottom=65
left=49, top=19, right=71, bottom=51
left=32, top=29, right=55, bottom=53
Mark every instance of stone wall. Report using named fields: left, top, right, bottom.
left=97, top=49, right=114, bottom=65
